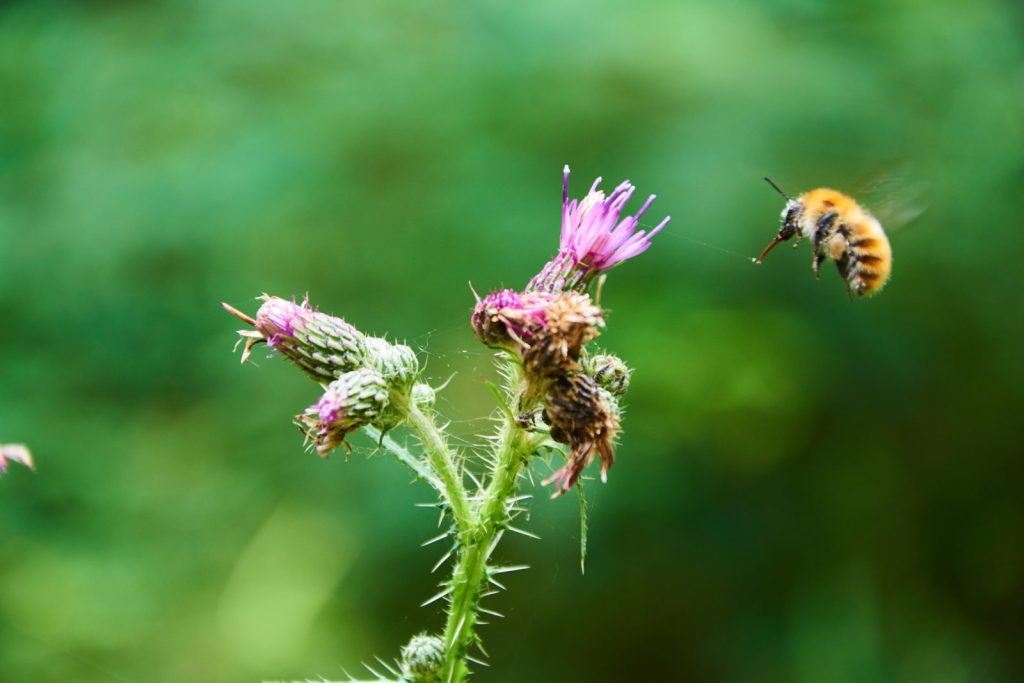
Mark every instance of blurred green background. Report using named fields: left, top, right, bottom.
left=2, top=0, right=1023, bottom=681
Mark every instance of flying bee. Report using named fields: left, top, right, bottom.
left=757, top=178, right=893, bottom=299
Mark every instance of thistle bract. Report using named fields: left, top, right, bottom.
left=364, top=336, right=419, bottom=389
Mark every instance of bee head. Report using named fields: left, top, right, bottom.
left=778, top=199, right=803, bottom=240
left=758, top=178, right=801, bottom=264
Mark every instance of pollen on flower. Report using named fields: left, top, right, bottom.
left=528, top=165, right=670, bottom=293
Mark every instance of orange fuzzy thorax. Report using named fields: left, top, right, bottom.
left=797, top=188, right=892, bottom=297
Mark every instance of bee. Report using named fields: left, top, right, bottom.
left=757, top=178, right=893, bottom=299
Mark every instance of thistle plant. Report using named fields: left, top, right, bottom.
left=223, top=166, right=667, bottom=682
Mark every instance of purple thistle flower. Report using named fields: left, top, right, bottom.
left=256, top=296, right=307, bottom=349
left=0, top=444, right=33, bottom=474
left=471, top=289, right=554, bottom=349
left=528, top=165, right=670, bottom=292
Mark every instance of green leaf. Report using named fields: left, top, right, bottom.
left=576, top=480, right=588, bottom=575
left=484, top=380, right=515, bottom=421
left=362, top=426, right=445, bottom=497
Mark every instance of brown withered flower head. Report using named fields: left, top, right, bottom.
left=521, top=292, right=604, bottom=381
left=541, top=373, right=620, bottom=496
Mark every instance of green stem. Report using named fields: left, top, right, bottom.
left=406, top=401, right=473, bottom=533
left=441, top=373, right=533, bottom=682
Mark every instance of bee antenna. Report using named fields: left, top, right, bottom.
left=763, top=177, right=791, bottom=200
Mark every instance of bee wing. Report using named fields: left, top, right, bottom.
left=855, top=163, right=931, bottom=231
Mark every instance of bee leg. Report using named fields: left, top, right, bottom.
left=835, top=255, right=855, bottom=302
left=812, top=251, right=826, bottom=279
left=813, top=212, right=838, bottom=248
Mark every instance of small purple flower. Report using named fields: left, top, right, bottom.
left=0, top=444, right=33, bottom=474
left=529, top=165, right=670, bottom=292
left=256, top=296, right=308, bottom=349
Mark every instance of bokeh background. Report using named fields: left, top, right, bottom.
left=2, top=0, right=1023, bottom=681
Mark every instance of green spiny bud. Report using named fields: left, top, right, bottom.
left=296, top=368, right=389, bottom=457
left=224, top=296, right=367, bottom=383
left=400, top=633, right=445, bottom=683
left=364, top=336, right=420, bottom=388
left=582, top=353, right=631, bottom=396
left=412, top=382, right=436, bottom=411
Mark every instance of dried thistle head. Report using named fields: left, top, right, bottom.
left=522, top=292, right=604, bottom=381
left=541, top=373, right=620, bottom=496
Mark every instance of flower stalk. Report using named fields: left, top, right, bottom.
left=440, top=364, right=535, bottom=682
left=405, top=401, right=472, bottom=535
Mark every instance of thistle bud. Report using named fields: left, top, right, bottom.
left=0, top=444, right=33, bottom=474
left=223, top=296, right=367, bottom=383
left=296, top=368, right=389, bottom=457
left=471, top=289, right=550, bottom=349
left=400, top=633, right=446, bottom=683
left=582, top=353, right=631, bottom=396
left=541, top=373, right=620, bottom=496
left=364, top=336, right=419, bottom=389
left=412, top=382, right=436, bottom=411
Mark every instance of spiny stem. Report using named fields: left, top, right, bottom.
left=406, top=401, right=472, bottom=534
left=440, top=367, right=533, bottom=682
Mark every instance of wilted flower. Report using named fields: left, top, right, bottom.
left=528, top=165, right=669, bottom=293
left=0, top=444, right=33, bottom=474
left=223, top=295, right=366, bottom=383
left=521, top=292, right=604, bottom=381
left=541, top=374, right=620, bottom=496
left=296, top=368, right=390, bottom=457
